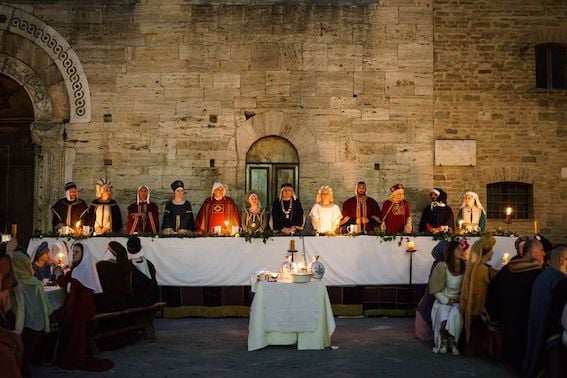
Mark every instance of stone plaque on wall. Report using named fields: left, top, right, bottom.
left=434, top=140, right=476, bottom=166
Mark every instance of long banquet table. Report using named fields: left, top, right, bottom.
left=27, top=235, right=516, bottom=287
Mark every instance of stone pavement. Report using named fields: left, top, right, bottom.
left=32, top=317, right=518, bottom=378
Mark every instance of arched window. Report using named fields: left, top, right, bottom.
left=246, top=136, right=299, bottom=209
left=486, top=182, right=533, bottom=220
left=535, top=43, right=567, bottom=90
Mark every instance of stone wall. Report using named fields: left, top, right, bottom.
left=433, top=0, right=567, bottom=241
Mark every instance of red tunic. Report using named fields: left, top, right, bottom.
left=127, top=201, right=159, bottom=234
left=381, top=200, right=411, bottom=233
left=195, top=197, right=240, bottom=234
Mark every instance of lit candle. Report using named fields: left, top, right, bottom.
left=458, top=220, right=464, bottom=230
left=224, top=220, right=229, bottom=234
left=502, top=253, right=510, bottom=265
left=290, top=239, right=295, bottom=251
left=505, top=207, right=512, bottom=216
left=534, top=220, right=539, bottom=235
left=57, top=252, right=64, bottom=266
left=407, top=241, right=415, bottom=251
left=11, top=224, right=17, bottom=236
left=76, top=221, right=81, bottom=229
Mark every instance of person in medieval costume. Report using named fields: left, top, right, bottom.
left=270, top=183, right=305, bottom=235
left=195, top=182, right=240, bottom=235
left=127, top=185, right=159, bottom=235
left=419, top=188, right=455, bottom=233
left=89, top=178, right=122, bottom=235
left=309, top=185, right=342, bottom=235
left=51, top=182, right=89, bottom=233
left=380, top=183, right=412, bottom=234
left=241, top=191, right=267, bottom=234
left=161, top=180, right=195, bottom=235
left=126, top=237, right=159, bottom=307
left=340, top=181, right=382, bottom=233
left=456, top=191, right=486, bottom=232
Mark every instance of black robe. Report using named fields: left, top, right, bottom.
left=270, top=199, right=304, bottom=232
left=418, top=204, right=455, bottom=232
left=161, top=201, right=195, bottom=231
left=94, top=261, right=134, bottom=313
left=51, top=198, right=89, bottom=231
left=131, top=259, right=159, bottom=307
left=89, top=199, right=123, bottom=234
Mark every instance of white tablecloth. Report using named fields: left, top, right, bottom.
left=27, top=236, right=516, bottom=286
left=248, top=280, right=335, bottom=351
left=44, top=285, right=65, bottom=313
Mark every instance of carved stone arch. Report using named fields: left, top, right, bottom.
left=529, top=28, right=567, bottom=45
left=480, top=166, right=538, bottom=185
left=0, top=4, right=92, bottom=122
left=0, top=54, right=53, bottom=120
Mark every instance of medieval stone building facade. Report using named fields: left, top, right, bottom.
left=0, top=0, right=565, bottom=242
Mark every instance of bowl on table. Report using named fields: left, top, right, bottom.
left=290, top=273, right=312, bottom=283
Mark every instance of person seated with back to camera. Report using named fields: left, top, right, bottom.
left=95, top=241, right=135, bottom=313
left=127, top=237, right=159, bottom=307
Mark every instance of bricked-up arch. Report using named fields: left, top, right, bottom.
left=0, top=5, right=91, bottom=122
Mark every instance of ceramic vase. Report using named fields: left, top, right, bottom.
left=279, top=255, right=293, bottom=279
left=308, top=255, right=325, bottom=280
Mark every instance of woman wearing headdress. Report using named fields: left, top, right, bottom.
left=161, top=180, right=195, bottom=235
left=430, top=238, right=469, bottom=355
left=127, top=185, right=159, bottom=234
left=95, top=241, right=135, bottom=313
left=30, top=242, right=55, bottom=281
left=309, top=185, right=342, bottom=235
left=57, top=243, right=113, bottom=371
left=241, top=191, right=267, bottom=234
left=380, top=184, right=412, bottom=234
left=89, top=178, right=123, bottom=235
left=459, top=235, right=497, bottom=357
left=456, top=191, right=486, bottom=232
left=195, top=182, right=240, bottom=235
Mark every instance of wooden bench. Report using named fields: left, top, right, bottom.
left=87, top=302, right=165, bottom=356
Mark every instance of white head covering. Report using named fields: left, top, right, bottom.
left=95, top=177, right=112, bottom=199
left=355, top=181, right=368, bottom=196
left=461, top=191, right=486, bottom=214
left=279, top=184, right=297, bottom=200
left=50, top=240, right=71, bottom=268
left=71, top=243, right=103, bottom=294
left=211, top=182, right=226, bottom=198
left=137, top=185, right=151, bottom=204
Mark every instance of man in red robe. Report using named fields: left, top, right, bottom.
left=195, top=182, right=240, bottom=234
left=381, top=183, right=412, bottom=234
left=340, top=181, right=382, bottom=233
left=127, top=185, right=159, bottom=234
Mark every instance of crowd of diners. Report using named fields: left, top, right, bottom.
left=1, top=235, right=159, bottom=375
left=415, top=234, right=567, bottom=377
left=50, top=179, right=487, bottom=237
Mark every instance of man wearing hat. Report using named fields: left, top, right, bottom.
left=418, top=188, right=455, bottom=233
left=50, top=182, right=89, bottom=233
left=195, top=182, right=240, bottom=234
left=127, top=237, right=159, bottom=307
left=161, top=180, right=195, bottom=235
left=127, top=185, right=159, bottom=235
left=269, top=183, right=305, bottom=235
left=89, top=178, right=123, bottom=235
left=380, top=183, right=412, bottom=234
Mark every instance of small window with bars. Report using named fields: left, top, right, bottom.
left=535, top=43, right=567, bottom=90
left=486, top=182, right=533, bottom=220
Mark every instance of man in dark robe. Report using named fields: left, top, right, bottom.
left=89, top=178, right=122, bottom=235
left=340, top=181, right=382, bottom=233
left=127, top=185, right=159, bottom=234
left=195, top=182, right=240, bottom=235
left=418, top=188, right=455, bottom=233
left=94, top=242, right=134, bottom=313
left=523, top=245, right=567, bottom=378
left=270, top=183, right=305, bottom=234
left=485, top=239, right=544, bottom=371
left=127, top=237, right=159, bottom=307
left=51, top=182, right=89, bottom=233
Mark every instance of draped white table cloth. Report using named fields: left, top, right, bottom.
left=247, top=280, right=335, bottom=351
left=44, top=285, right=65, bottom=313
left=27, top=236, right=516, bottom=287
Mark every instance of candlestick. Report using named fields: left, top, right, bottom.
left=11, top=224, right=17, bottom=236
left=534, top=220, right=539, bottom=235
left=289, top=239, right=295, bottom=251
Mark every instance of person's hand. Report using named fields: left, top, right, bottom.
left=361, top=216, right=369, bottom=224
left=178, top=229, right=189, bottom=236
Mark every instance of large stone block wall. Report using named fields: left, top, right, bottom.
left=5, top=0, right=435, bottom=231
left=433, top=0, right=567, bottom=241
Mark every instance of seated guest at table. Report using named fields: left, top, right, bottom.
left=57, top=243, right=113, bottom=371
left=456, top=191, right=486, bottom=232
left=0, top=239, right=17, bottom=328
left=270, top=183, right=305, bottom=235
left=418, top=188, right=455, bottom=233
left=30, top=242, right=54, bottom=281
left=459, top=235, right=497, bottom=357
left=12, top=249, right=52, bottom=368
left=95, top=241, right=135, bottom=313
left=161, top=180, right=195, bottom=235
left=241, top=191, right=267, bottom=234
left=127, top=237, right=159, bottom=307
left=195, top=182, right=240, bottom=235
left=127, top=185, right=159, bottom=235
left=513, top=235, right=530, bottom=260
left=89, top=178, right=122, bottom=235
left=50, top=181, right=89, bottom=234
left=309, top=185, right=342, bottom=235
left=430, top=238, right=469, bottom=355
left=484, top=239, right=544, bottom=371
left=380, top=183, right=412, bottom=234
left=340, top=181, right=382, bottom=233
left=415, top=240, right=449, bottom=342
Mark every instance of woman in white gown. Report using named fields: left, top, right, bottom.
left=309, top=185, right=342, bottom=235
left=430, top=238, right=469, bottom=355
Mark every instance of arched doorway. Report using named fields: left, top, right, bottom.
left=246, top=136, right=299, bottom=209
left=0, top=74, right=35, bottom=244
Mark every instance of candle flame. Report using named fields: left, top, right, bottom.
left=58, top=252, right=64, bottom=258
left=224, top=220, right=229, bottom=226
left=505, top=207, right=512, bottom=216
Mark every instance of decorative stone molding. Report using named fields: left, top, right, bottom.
left=0, top=54, right=53, bottom=121
left=0, top=5, right=91, bottom=122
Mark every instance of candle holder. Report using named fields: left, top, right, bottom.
left=406, top=247, right=417, bottom=316
left=287, top=249, right=298, bottom=262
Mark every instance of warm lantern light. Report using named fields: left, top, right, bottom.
left=502, top=253, right=510, bottom=265
left=407, top=241, right=415, bottom=252
left=505, top=207, right=512, bottom=216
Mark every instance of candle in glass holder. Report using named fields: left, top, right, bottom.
left=458, top=220, right=464, bottom=231
left=289, top=239, right=295, bottom=251
left=57, top=252, right=64, bottom=266
left=224, top=220, right=229, bottom=234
